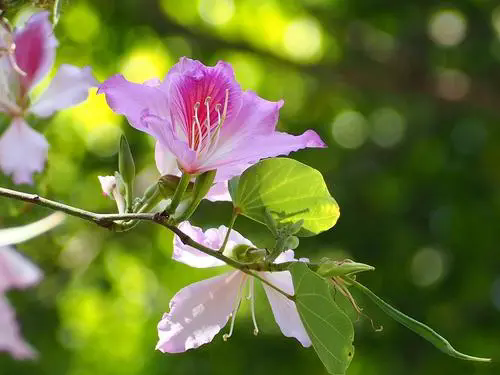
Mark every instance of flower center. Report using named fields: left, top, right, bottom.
left=188, top=88, right=229, bottom=158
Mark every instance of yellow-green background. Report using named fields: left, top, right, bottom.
left=1, top=0, right=500, bottom=374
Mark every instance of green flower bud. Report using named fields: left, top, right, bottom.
left=231, top=244, right=266, bottom=263
left=118, top=135, right=135, bottom=187
left=284, top=235, right=300, bottom=250
left=317, top=259, right=375, bottom=278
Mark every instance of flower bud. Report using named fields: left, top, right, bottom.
left=317, top=259, right=375, bottom=278
left=284, top=235, right=300, bottom=250
left=118, top=135, right=135, bottom=188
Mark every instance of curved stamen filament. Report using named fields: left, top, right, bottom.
left=250, top=278, right=259, bottom=336
left=193, top=102, right=203, bottom=152
left=223, top=276, right=247, bottom=342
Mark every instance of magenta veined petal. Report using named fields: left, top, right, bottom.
left=101, top=57, right=327, bottom=177
left=14, top=11, right=58, bottom=94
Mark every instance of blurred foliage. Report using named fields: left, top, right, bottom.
left=1, top=0, right=500, bottom=374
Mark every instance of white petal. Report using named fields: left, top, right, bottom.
left=260, top=270, right=312, bottom=347
left=97, top=175, right=116, bottom=197
left=0, top=212, right=65, bottom=247
left=0, top=295, right=37, bottom=359
left=0, top=246, right=42, bottom=293
left=0, top=118, right=49, bottom=184
left=274, top=250, right=296, bottom=264
left=154, top=141, right=181, bottom=176
left=173, top=222, right=254, bottom=268
left=156, top=271, right=246, bottom=353
left=205, top=181, right=232, bottom=202
left=97, top=175, right=126, bottom=214
left=30, top=64, right=97, bottom=117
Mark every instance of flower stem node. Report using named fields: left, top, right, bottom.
left=158, top=175, right=194, bottom=199
left=232, top=244, right=266, bottom=264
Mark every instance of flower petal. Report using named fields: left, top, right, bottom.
left=0, top=295, right=37, bottom=359
left=97, top=74, right=169, bottom=136
left=0, top=246, right=42, bottom=293
left=0, top=213, right=65, bottom=247
left=156, top=271, right=246, bottom=353
left=30, top=64, right=97, bottom=117
left=14, top=11, right=58, bottom=93
left=0, top=118, right=49, bottom=184
left=173, top=222, right=254, bottom=268
left=205, top=129, right=326, bottom=175
left=205, top=181, right=232, bottom=202
left=260, top=270, right=312, bottom=347
left=154, top=141, right=181, bottom=176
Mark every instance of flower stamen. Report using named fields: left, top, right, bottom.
left=223, top=276, right=246, bottom=342
left=192, top=102, right=203, bottom=153
left=250, top=278, right=259, bottom=336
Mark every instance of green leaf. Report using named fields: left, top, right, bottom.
left=230, top=158, right=339, bottom=236
left=289, top=262, right=355, bottom=374
left=349, top=279, right=491, bottom=362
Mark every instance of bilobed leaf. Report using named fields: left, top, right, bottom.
left=350, top=279, right=491, bottom=362
left=231, top=158, right=339, bottom=236
left=289, top=262, right=355, bottom=374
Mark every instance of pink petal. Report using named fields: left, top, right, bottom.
left=97, top=74, right=169, bottom=135
left=173, top=222, right=254, bottom=268
left=14, top=11, right=58, bottom=93
left=0, top=118, right=49, bottom=184
left=0, top=246, right=42, bottom=293
left=156, top=270, right=246, bottom=353
left=0, top=212, right=65, bottom=247
left=0, top=295, right=37, bottom=359
left=260, top=270, right=311, bottom=347
left=194, top=90, right=326, bottom=175
left=205, top=130, right=326, bottom=174
left=30, top=65, right=97, bottom=117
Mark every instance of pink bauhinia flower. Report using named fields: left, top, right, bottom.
left=0, top=11, right=97, bottom=184
left=0, top=212, right=64, bottom=359
left=99, top=57, right=326, bottom=201
left=156, top=222, right=311, bottom=353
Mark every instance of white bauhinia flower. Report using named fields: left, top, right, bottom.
left=156, top=222, right=311, bottom=353
left=0, top=212, right=64, bottom=359
left=0, top=11, right=97, bottom=184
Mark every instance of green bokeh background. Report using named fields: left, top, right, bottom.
left=1, top=0, right=500, bottom=374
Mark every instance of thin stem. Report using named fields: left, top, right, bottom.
left=0, top=186, right=297, bottom=302
left=219, top=209, right=238, bottom=252
left=165, top=172, right=191, bottom=215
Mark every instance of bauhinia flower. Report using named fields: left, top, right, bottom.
left=0, top=212, right=64, bottom=359
left=156, top=222, right=311, bottom=353
left=99, top=57, right=326, bottom=201
left=0, top=11, right=97, bottom=184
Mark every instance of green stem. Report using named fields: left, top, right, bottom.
left=219, top=209, right=238, bottom=252
left=0, top=186, right=296, bottom=301
left=165, top=172, right=191, bottom=215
